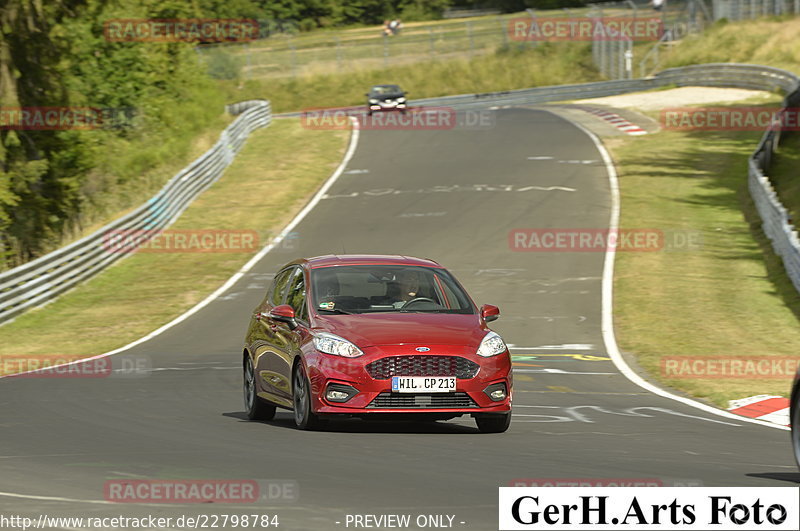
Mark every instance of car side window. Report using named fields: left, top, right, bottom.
left=286, top=268, right=307, bottom=321
left=270, top=268, right=294, bottom=306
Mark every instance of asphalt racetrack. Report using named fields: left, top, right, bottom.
left=1, top=108, right=797, bottom=530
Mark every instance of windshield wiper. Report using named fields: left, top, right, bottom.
left=317, top=308, right=353, bottom=315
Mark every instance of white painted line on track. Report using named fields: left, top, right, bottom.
left=0, top=118, right=361, bottom=379
left=553, top=111, right=788, bottom=431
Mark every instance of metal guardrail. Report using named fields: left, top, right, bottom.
left=749, top=73, right=800, bottom=295
left=4, top=63, right=800, bottom=325
left=0, top=100, right=271, bottom=325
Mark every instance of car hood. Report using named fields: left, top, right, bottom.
left=312, top=313, right=487, bottom=348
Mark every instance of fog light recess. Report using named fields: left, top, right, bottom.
left=483, top=382, right=507, bottom=402
left=325, top=383, right=359, bottom=403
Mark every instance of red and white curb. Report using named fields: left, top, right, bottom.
left=727, top=395, right=790, bottom=426
left=580, top=107, right=647, bottom=136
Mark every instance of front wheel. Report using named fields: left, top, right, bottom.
left=475, top=412, right=511, bottom=433
left=244, top=357, right=276, bottom=421
left=293, top=363, right=325, bottom=430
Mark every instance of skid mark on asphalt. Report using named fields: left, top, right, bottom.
left=511, top=405, right=741, bottom=425
left=509, top=343, right=594, bottom=350
left=398, top=211, right=447, bottom=218
left=503, top=315, right=587, bottom=323
left=322, top=183, right=576, bottom=199
left=514, top=368, right=615, bottom=375
left=515, top=390, right=646, bottom=396
left=512, top=354, right=610, bottom=362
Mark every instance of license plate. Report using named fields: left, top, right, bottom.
left=391, top=376, right=456, bottom=393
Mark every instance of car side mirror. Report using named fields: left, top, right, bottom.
left=270, top=304, right=298, bottom=329
left=481, top=304, right=500, bottom=323
left=365, top=93, right=370, bottom=96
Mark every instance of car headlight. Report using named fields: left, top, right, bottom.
left=368, top=99, right=379, bottom=104
left=313, top=332, right=364, bottom=358
left=476, top=331, right=507, bottom=357
left=397, top=97, right=406, bottom=103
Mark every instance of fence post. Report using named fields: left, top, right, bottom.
left=498, top=17, right=509, bottom=48
left=526, top=8, right=539, bottom=48
left=336, top=36, right=342, bottom=71
left=290, top=39, right=297, bottom=78
left=383, top=33, right=389, bottom=67
left=625, top=41, right=633, bottom=80
left=245, top=43, right=251, bottom=80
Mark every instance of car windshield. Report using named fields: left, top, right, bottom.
left=370, top=85, right=402, bottom=95
left=311, top=265, right=475, bottom=314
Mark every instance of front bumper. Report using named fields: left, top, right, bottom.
left=304, top=345, right=512, bottom=415
left=368, top=101, right=407, bottom=111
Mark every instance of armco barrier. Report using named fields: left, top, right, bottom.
left=4, top=63, right=800, bottom=325
left=0, top=100, right=271, bottom=324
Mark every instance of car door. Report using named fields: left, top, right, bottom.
left=250, top=267, right=295, bottom=405
left=280, top=266, right=310, bottom=392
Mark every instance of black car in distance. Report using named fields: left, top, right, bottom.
left=366, top=84, right=407, bottom=116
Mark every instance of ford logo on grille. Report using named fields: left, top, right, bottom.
left=415, top=347, right=431, bottom=352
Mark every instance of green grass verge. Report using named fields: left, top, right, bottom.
left=0, top=119, right=348, bottom=373
left=224, top=42, right=600, bottom=113
left=607, top=98, right=800, bottom=407
left=661, top=16, right=800, bottom=74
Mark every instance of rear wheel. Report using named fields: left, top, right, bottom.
left=244, top=357, right=276, bottom=421
left=293, top=364, right=325, bottom=430
left=475, top=412, right=511, bottom=433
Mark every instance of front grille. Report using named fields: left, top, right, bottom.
left=367, top=392, right=478, bottom=409
left=365, top=355, right=479, bottom=380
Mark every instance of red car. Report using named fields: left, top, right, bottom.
left=242, top=255, right=512, bottom=432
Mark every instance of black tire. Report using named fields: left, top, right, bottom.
left=475, top=412, right=511, bottom=433
left=244, top=356, right=276, bottom=421
left=293, top=363, right=325, bottom=430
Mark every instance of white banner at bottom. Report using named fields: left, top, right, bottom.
left=499, top=487, right=798, bottom=530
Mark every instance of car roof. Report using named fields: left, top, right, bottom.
left=302, top=254, right=441, bottom=269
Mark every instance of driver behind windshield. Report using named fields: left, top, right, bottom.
left=391, top=269, right=427, bottom=309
